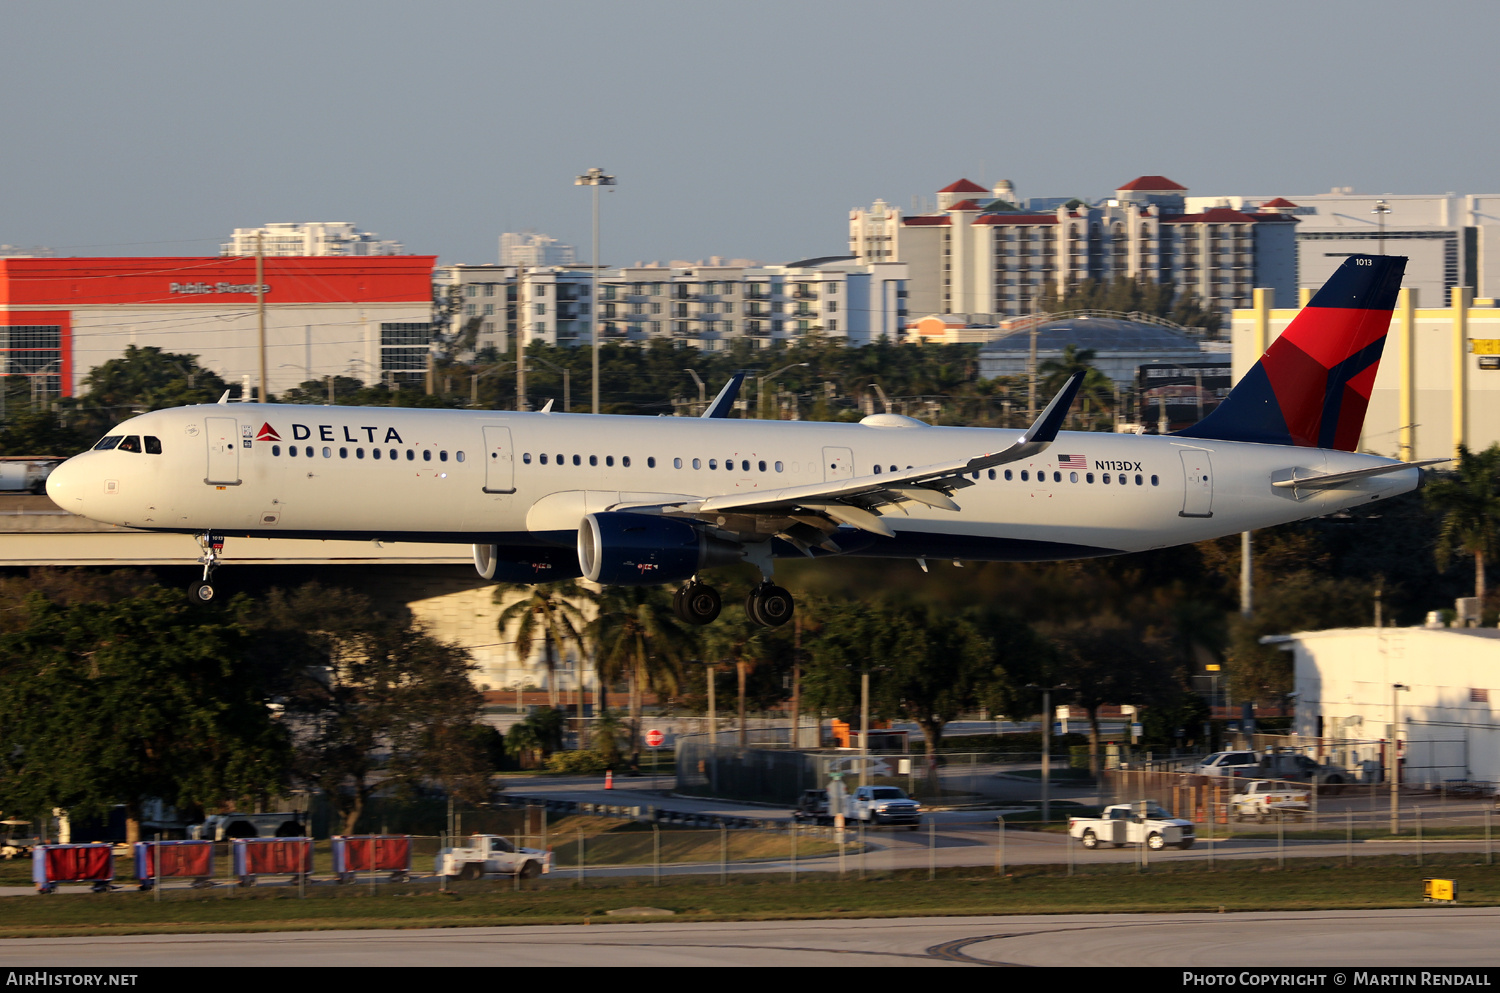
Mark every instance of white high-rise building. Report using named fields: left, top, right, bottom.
left=221, top=222, right=403, bottom=257
left=500, top=231, right=576, bottom=267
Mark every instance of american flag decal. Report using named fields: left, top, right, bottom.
left=1057, top=454, right=1086, bottom=467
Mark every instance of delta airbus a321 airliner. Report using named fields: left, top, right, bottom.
left=46, top=254, right=1438, bottom=627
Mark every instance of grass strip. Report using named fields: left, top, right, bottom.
left=0, top=855, right=1494, bottom=939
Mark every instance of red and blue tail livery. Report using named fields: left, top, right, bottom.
left=1177, top=254, right=1406, bottom=451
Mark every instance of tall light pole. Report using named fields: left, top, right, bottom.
left=1028, top=683, right=1070, bottom=825
left=1372, top=200, right=1392, bottom=255
left=758, top=362, right=808, bottom=419
left=575, top=167, right=615, bottom=414
left=685, top=368, right=707, bottom=415
left=1390, top=682, right=1408, bottom=833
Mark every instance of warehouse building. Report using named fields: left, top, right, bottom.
left=0, top=255, right=437, bottom=397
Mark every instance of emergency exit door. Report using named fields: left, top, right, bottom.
left=822, top=447, right=854, bottom=481
left=483, top=425, right=516, bottom=494
left=1179, top=450, right=1214, bottom=518
left=205, top=417, right=240, bottom=485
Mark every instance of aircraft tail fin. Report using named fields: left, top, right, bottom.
left=1175, top=254, right=1406, bottom=451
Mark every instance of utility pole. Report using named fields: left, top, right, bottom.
left=1390, top=683, right=1407, bottom=834
left=256, top=232, right=267, bottom=403
left=1240, top=531, right=1253, bottom=617
left=859, top=670, right=870, bottom=787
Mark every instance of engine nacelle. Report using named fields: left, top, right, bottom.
left=473, top=544, right=584, bottom=583
left=577, top=512, right=739, bottom=586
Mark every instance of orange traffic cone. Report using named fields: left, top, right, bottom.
left=605, top=769, right=613, bottom=790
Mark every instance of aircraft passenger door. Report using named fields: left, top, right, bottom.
left=1178, top=450, right=1214, bottom=518
left=483, top=425, right=516, bottom=494
left=205, top=417, right=240, bottom=485
left=822, top=447, right=854, bottom=481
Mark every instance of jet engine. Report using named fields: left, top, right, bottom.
left=473, top=544, right=585, bottom=583
left=577, top=511, right=740, bottom=586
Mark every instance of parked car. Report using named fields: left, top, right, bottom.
left=1230, top=780, right=1311, bottom=822
left=1195, top=751, right=1260, bottom=778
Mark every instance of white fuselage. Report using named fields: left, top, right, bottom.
left=45, top=402, right=1420, bottom=564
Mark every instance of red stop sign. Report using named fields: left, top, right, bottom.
left=644, top=729, right=665, bottom=747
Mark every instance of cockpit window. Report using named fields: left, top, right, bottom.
left=93, top=436, right=123, bottom=451
left=144, top=436, right=162, bottom=455
left=117, top=436, right=142, bottom=453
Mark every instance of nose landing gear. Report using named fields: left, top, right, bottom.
left=189, top=533, right=224, bottom=604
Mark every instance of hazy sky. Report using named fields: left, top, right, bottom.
left=5, top=0, right=1499, bottom=266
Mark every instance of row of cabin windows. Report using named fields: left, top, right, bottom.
left=94, top=435, right=163, bottom=454
left=520, top=454, right=801, bottom=473
left=524, top=453, right=641, bottom=468
left=269, top=445, right=466, bottom=463
left=876, top=463, right=1158, bottom=486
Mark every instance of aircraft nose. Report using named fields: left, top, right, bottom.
left=45, top=456, right=85, bottom=511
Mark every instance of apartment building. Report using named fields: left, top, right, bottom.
left=221, top=222, right=404, bottom=258
left=434, top=259, right=909, bottom=352
left=854, top=176, right=1298, bottom=322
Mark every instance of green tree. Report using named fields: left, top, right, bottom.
left=505, top=706, right=566, bottom=768
left=1043, top=615, right=1174, bottom=781
left=1424, top=444, right=1500, bottom=601
left=246, top=584, right=491, bottom=835
left=0, top=409, right=94, bottom=457
left=0, top=588, right=289, bottom=842
left=78, top=344, right=229, bottom=415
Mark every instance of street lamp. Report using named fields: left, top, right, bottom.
left=575, top=167, right=616, bottom=414
left=757, top=362, right=808, bottom=419
left=526, top=354, right=571, bottom=413
left=685, top=368, right=707, bottom=415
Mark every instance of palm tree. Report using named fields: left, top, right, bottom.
left=1039, top=345, right=1113, bottom=428
left=700, top=616, right=780, bottom=750
left=495, top=582, right=589, bottom=711
left=1425, top=444, right=1500, bottom=601
left=589, top=585, right=694, bottom=767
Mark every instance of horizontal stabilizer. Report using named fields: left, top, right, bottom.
left=1271, top=458, right=1447, bottom=490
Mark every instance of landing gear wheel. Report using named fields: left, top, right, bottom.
left=674, top=583, right=721, bottom=625
left=745, top=584, right=794, bottom=628
left=188, top=580, right=215, bottom=604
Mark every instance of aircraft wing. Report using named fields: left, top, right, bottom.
left=653, top=371, right=1085, bottom=547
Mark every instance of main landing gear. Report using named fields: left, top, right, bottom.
left=745, top=582, right=794, bottom=628
left=671, top=580, right=795, bottom=629
left=188, top=533, right=224, bottom=604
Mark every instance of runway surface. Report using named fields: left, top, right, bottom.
left=1, top=908, right=1497, bottom=967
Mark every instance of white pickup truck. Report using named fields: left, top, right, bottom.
left=1069, top=802, right=1196, bottom=850
left=435, top=834, right=551, bottom=880
left=1230, top=781, right=1311, bottom=822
